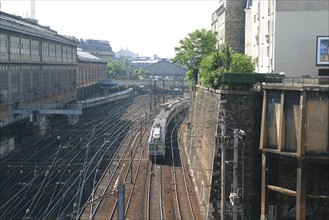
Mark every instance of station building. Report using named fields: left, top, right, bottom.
left=0, top=11, right=78, bottom=129
left=0, top=11, right=110, bottom=156
left=0, top=11, right=109, bottom=131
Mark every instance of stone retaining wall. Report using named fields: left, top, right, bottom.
left=182, top=86, right=262, bottom=219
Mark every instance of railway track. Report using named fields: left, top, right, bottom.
left=78, top=116, right=150, bottom=219
left=0, top=94, right=154, bottom=219
left=0, top=92, right=202, bottom=220
left=170, top=116, right=198, bottom=220
left=145, top=110, right=202, bottom=220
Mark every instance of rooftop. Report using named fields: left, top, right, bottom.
left=77, top=48, right=106, bottom=63
left=0, top=11, right=76, bottom=46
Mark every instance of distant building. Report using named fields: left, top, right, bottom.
left=143, top=59, right=187, bottom=79
left=244, top=0, right=329, bottom=77
left=115, top=48, right=138, bottom=60
left=211, top=0, right=247, bottom=54
left=115, top=48, right=163, bottom=68
left=131, top=55, right=161, bottom=69
left=77, top=39, right=114, bottom=61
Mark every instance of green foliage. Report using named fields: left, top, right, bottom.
left=199, top=43, right=255, bottom=90
left=135, top=68, right=149, bottom=79
left=107, top=58, right=130, bottom=78
left=107, top=57, right=148, bottom=79
left=229, top=53, right=255, bottom=73
left=172, top=29, right=217, bottom=85
left=200, top=52, right=222, bottom=88
left=171, top=29, right=256, bottom=90
left=219, top=43, right=233, bottom=71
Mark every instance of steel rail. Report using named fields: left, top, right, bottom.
left=178, top=117, right=196, bottom=220
left=123, top=117, right=153, bottom=219
left=76, top=129, right=134, bottom=219
left=170, top=118, right=182, bottom=220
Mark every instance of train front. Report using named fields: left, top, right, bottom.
left=148, top=124, right=165, bottom=161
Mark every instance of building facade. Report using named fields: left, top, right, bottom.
left=211, top=0, right=247, bottom=54
left=245, top=0, right=329, bottom=77
left=0, top=11, right=77, bottom=128
left=76, top=49, right=109, bottom=99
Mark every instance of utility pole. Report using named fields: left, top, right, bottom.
left=232, top=129, right=239, bottom=220
left=162, top=79, right=165, bottom=104
left=220, top=111, right=227, bottom=220
left=149, top=78, right=152, bottom=112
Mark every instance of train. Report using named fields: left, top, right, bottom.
left=80, top=88, right=134, bottom=109
left=148, top=98, right=189, bottom=161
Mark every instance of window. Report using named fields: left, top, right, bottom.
left=62, top=46, right=67, bottom=58
left=31, top=40, right=39, bottom=55
left=67, top=47, right=72, bottom=59
left=0, top=33, right=8, bottom=53
left=42, top=42, right=49, bottom=56
left=10, top=35, right=20, bottom=54
left=49, top=43, right=56, bottom=56
left=21, top=38, right=30, bottom=55
left=56, top=44, right=61, bottom=57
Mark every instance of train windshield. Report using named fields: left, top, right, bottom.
left=149, top=144, right=163, bottom=151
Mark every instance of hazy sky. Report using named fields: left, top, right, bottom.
left=1, top=0, right=219, bottom=58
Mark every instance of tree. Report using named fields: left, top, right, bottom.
left=135, top=68, right=149, bottom=79
left=200, top=43, right=255, bottom=90
left=107, top=57, right=137, bottom=79
left=107, top=58, right=129, bottom=78
left=172, top=29, right=217, bottom=86
left=229, top=53, right=255, bottom=73
left=218, top=42, right=233, bottom=71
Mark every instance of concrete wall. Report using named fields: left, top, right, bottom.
left=182, top=86, right=262, bottom=219
left=275, top=11, right=329, bottom=77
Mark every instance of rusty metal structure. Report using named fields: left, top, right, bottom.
left=260, top=78, right=329, bottom=220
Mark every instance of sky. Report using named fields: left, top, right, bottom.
left=1, top=0, right=220, bottom=58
